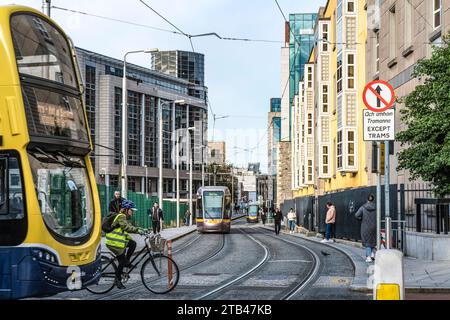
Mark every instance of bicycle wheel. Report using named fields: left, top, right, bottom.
left=86, top=255, right=118, bottom=294
left=140, top=254, right=180, bottom=294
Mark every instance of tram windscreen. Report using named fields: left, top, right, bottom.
left=28, top=152, right=93, bottom=243
left=248, top=206, right=258, bottom=217
left=10, top=14, right=89, bottom=145
left=203, top=191, right=224, bottom=219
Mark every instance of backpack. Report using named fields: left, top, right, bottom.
left=102, top=212, right=118, bottom=233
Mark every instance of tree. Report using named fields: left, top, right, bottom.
left=396, top=32, right=450, bottom=198
left=205, top=163, right=239, bottom=201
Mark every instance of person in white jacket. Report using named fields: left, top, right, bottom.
left=287, top=208, right=296, bottom=234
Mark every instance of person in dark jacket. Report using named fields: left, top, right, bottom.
left=355, top=194, right=377, bottom=262
left=109, top=191, right=124, bottom=214
left=148, top=203, right=164, bottom=234
left=273, top=208, right=283, bottom=235
left=261, top=206, right=267, bottom=225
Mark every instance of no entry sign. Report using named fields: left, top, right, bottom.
left=363, top=80, right=395, bottom=112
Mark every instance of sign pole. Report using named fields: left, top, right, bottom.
left=376, top=141, right=382, bottom=250
left=384, top=140, right=391, bottom=249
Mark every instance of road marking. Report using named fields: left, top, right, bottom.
left=269, top=260, right=312, bottom=263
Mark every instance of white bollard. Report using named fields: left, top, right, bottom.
left=373, top=249, right=404, bottom=300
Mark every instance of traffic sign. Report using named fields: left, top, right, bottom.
left=363, top=80, right=395, bottom=112
left=363, top=109, right=395, bottom=141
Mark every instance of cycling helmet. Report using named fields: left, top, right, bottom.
left=121, top=199, right=137, bottom=211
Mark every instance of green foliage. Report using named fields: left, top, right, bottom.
left=396, top=33, right=450, bottom=198
left=205, top=163, right=238, bottom=200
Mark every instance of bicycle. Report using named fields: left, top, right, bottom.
left=86, top=231, right=180, bottom=295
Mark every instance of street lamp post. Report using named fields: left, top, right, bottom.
left=176, top=134, right=181, bottom=228
left=121, top=48, right=158, bottom=199
left=187, top=127, right=195, bottom=226
left=144, top=165, right=148, bottom=198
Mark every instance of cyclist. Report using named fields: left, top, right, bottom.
left=105, top=199, right=146, bottom=289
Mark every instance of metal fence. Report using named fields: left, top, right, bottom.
left=281, top=183, right=449, bottom=251
left=97, top=184, right=189, bottom=228
left=400, top=183, right=450, bottom=234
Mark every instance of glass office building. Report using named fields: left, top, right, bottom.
left=152, top=51, right=206, bottom=100
left=289, top=13, right=317, bottom=138
left=270, top=98, right=281, bottom=113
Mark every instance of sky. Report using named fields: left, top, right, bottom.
left=2, top=0, right=327, bottom=172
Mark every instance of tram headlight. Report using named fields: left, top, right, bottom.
left=32, top=249, right=58, bottom=265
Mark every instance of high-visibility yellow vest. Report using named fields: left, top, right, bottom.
left=105, top=213, right=128, bottom=249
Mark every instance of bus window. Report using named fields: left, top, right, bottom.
left=11, top=14, right=77, bottom=88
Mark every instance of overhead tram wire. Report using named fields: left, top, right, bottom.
left=51, top=6, right=183, bottom=35
left=51, top=5, right=282, bottom=44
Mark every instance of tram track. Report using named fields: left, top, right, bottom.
left=255, top=226, right=320, bottom=300
left=97, top=232, right=227, bottom=300
left=194, top=226, right=270, bottom=300
left=194, top=224, right=320, bottom=300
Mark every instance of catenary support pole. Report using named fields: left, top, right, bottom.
left=376, top=142, right=382, bottom=250
left=385, top=140, right=391, bottom=249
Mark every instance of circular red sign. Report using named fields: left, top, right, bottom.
left=362, top=80, right=395, bottom=112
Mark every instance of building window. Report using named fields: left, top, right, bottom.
left=308, top=113, right=313, bottom=135
left=308, top=160, right=313, bottom=181
left=347, top=0, right=355, bottom=13
left=347, top=131, right=355, bottom=167
left=322, top=85, right=329, bottom=113
left=389, top=5, right=396, bottom=59
left=337, top=130, right=343, bottom=169
left=347, top=54, right=355, bottom=89
left=323, top=146, right=329, bottom=175
left=144, top=95, right=157, bottom=167
left=322, top=23, right=329, bottom=51
left=337, top=95, right=343, bottom=129
left=307, top=66, right=313, bottom=88
left=337, top=54, right=343, bottom=93
left=433, top=0, right=442, bottom=30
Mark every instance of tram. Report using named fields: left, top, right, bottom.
left=195, top=186, right=231, bottom=233
left=0, top=5, right=101, bottom=299
left=246, top=204, right=259, bottom=223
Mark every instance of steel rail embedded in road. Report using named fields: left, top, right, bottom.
left=255, top=226, right=320, bottom=300
left=194, top=226, right=270, bottom=300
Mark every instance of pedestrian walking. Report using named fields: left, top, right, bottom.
left=287, top=208, right=296, bottom=234
left=184, top=209, right=191, bottom=226
left=148, top=203, right=164, bottom=234
left=355, top=194, right=377, bottom=263
left=261, top=206, right=267, bottom=225
left=321, top=202, right=336, bottom=243
left=109, top=191, right=124, bottom=214
left=273, top=207, right=282, bottom=235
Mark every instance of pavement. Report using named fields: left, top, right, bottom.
left=264, top=223, right=450, bottom=294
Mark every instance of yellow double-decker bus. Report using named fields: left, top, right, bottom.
left=0, top=5, right=101, bottom=299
